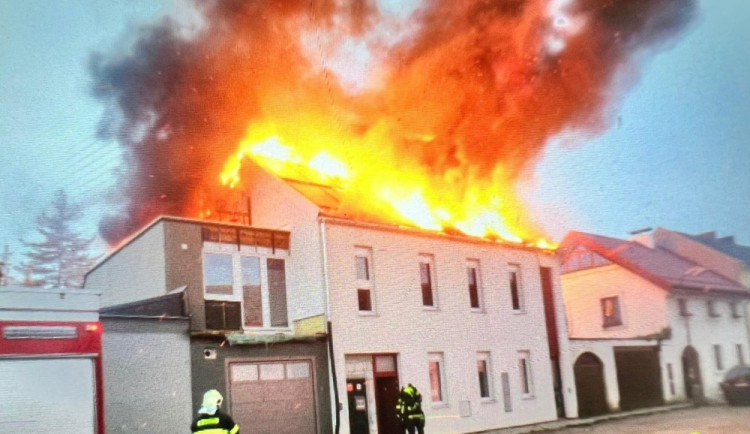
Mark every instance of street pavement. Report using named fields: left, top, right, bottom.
left=479, top=403, right=750, bottom=433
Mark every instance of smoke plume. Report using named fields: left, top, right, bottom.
left=91, top=0, right=696, bottom=245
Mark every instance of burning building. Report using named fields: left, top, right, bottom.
left=86, top=158, right=574, bottom=433
left=85, top=0, right=699, bottom=432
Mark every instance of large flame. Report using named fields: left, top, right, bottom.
left=218, top=113, right=548, bottom=246
left=90, top=0, right=696, bottom=249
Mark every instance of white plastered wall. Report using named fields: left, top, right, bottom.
left=325, top=223, right=560, bottom=433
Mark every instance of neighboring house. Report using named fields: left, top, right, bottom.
left=86, top=158, right=577, bottom=434
left=85, top=216, right=333, bottom=434
left=559, top=231, right=750, bottom=416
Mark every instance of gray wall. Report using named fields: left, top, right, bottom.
left=85, top=221, right=167, bottom=308
left=102, top=317, right=192, bottom=433
left=190, top=337, right=333, bottom=434
left=163, top=221, right=206, bottom=330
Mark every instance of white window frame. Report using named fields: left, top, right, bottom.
left=518, top=350, right=534, bottom=398
left=477, top=351, right=494, bottom=401
left=508, top=264, right=524, bottom=313
left=601, top=295, right=623, bottom=328
left=707, top=300, right=719, bottom=318
left=714, top=344, right=724, bottom=371
left=419, top=254, right=438, bottom=309
left=203, top=241, right=289, bottom=329
left=355, top=246, right=376, bottom=314
left=428, top=352, right=447, bottom=407
left=467, top=259, right=484, bottom=312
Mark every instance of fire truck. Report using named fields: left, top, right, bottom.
left=0, top=285, right=104, bottom=433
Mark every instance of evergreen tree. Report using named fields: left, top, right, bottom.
left=0, top=245, right=11, bottom=285
left=16, top=190, right=101, bottom=288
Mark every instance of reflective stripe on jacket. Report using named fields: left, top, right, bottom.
left=190, top=410, right=240, bottom=434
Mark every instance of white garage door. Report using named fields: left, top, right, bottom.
left=0, top=358, right=96, bottom=433
left=229, top=360, right=316, bottom=434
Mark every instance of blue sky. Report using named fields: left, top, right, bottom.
left=1, top=0, right=749, bottom=266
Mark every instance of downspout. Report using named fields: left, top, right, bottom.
left=320, top=218, right=340, bottom=433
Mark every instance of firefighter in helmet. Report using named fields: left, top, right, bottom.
left=396, top=383, right=426, bottom=434
left=191, top=389, right=240, bottom=434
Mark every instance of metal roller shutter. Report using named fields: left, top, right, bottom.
left=229, top=360, right=316, bottom=434
left=0, top=358, right=96, bottom=433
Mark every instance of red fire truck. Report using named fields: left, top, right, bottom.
left=0, top=286, right=104, bottom=433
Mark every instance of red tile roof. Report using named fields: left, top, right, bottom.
left=561, top=231, right=748, bottom=293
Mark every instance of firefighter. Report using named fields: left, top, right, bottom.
left=190, top=389, right=240, bottom=434
left=396, top=383, right=426, bottom=434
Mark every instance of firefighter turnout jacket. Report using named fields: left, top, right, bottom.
left=190, top=409, right=240, bottom=434
left=396, top=384, right=426, bottom=425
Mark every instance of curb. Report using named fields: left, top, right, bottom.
left=473, top=402, right=697, bottom=433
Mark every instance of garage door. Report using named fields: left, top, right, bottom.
left=574, top=352, right=609, bottom=417
left=229, top=360, right=316, bottom=434
left=614, top=346, right=664, bottom=410
left=0, top=358, right=96, bottom=433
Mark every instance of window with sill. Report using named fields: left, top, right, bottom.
left=419, top=254, right=437, bottom=308
left=477, top=352, right=493, bottom=399
left=355, top=247, right=374, bottom=313
left=678, top=298, right=690, bottom=316
left=203, top=245, right=288, bottom=330
left=601, top=296, right=623, bottom=328
left=467, top=260, right=483, bottom=310
left=518, top=350, right=533, bottom=397
left=428, top=352, right=446, bottom=404
left=714, top=344, right=723, bottom=370
left=508, top=264, right=523, bottom=312
left=731, top=302, right=743, bottom=319
left=707, top=300, right=719, bottom=318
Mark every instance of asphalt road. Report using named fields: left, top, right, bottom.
left=553, top=404, right=750, bottom=433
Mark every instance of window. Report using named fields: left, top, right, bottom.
left=678, top=298, right=690, bottom=316
left=667, top=363, right=675, bottom=396
left=561, top=245, right=611, bottom=273
left=731, top=302, right=743, bottom=319
left=203, top=245, right=289, bottom=330
left=204, top=252, right=234, bottom=295
left=707, top=300, right=719, bottom=317
left=714, top=345, right=723, bottom=370
left=205, top=300, right=242, bottom=330
left=242, top=256, right=262, bottom=326
left=355, top=247, right=374, bottom=312
left=419, top=254, right=437, bottom=307
left=477, top=352, right=493, bottom=399
left=508, top=264, right=522, bottom=311
left=467, top=260, right=482, bottom=310
left=601, top=296, right=623, bottom=328
left=518, top=351, right=533, bottom=397
left=428, top=352, right=446, bottom=404
left=266, top=258, right=289, bottom=327
left=738, top=344, right=745, bottom=366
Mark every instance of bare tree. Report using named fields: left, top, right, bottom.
left=16, top=190, right=101, bottom=288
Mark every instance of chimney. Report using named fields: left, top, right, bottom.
left=630, top=227, right=654, bottom=248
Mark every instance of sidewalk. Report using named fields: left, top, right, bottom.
left=475, top=402, right=695, bottom=433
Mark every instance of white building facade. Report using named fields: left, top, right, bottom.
left=241, top=161, right=578, bottom=433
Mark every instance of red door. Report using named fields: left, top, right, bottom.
left=372, top=354, right=400, bottom=434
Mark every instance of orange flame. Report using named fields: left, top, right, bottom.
left=219, top=114, right=556, bottom=250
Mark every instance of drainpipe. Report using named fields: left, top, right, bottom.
left=320, top=218, right=340, bottom=433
